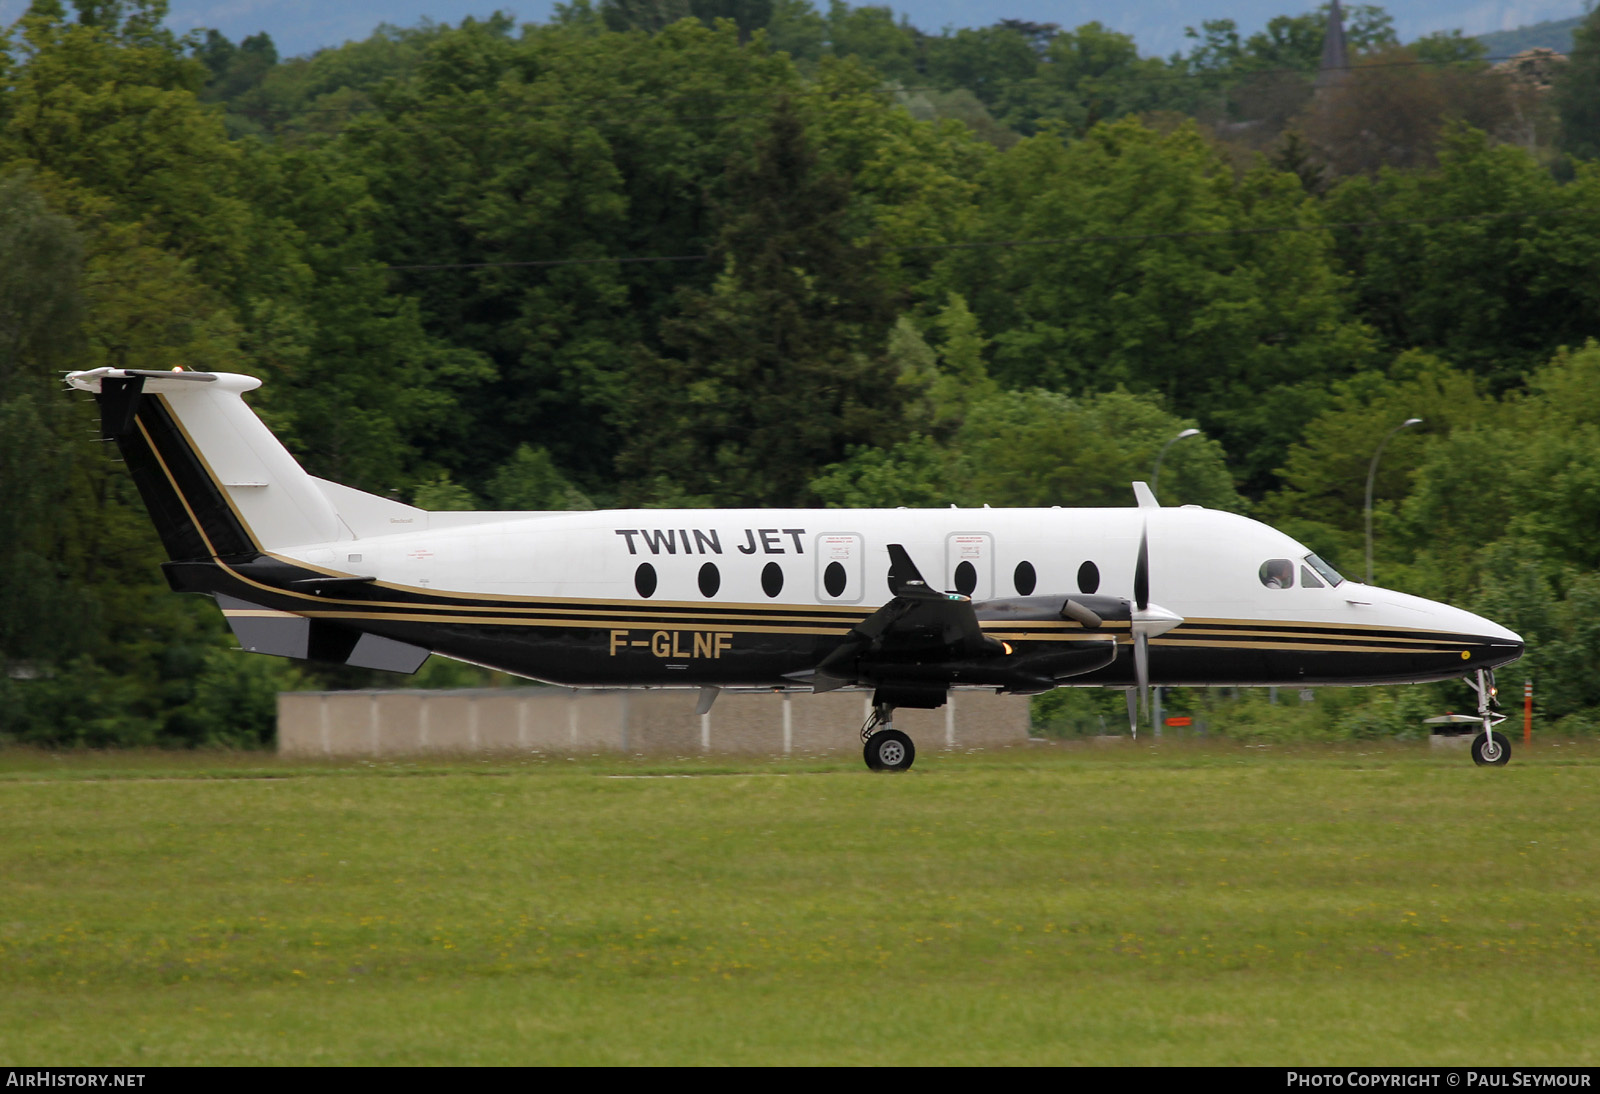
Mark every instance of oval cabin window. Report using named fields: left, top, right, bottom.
left=697, top=562, right=720, bottom=598
left=1014, top=560, right=1037, bottom=596
left=1077, top=561, right=1100, bottom=595
left=761, top=561, right=784, bottom=598
left=634, top=562, right=657, bottom=598
left=954, top=560, right=977, bottom=596
left=823, top=561, right=847, bottom=598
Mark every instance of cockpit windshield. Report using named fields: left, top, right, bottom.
left=1305, top=553, right=1344, bottom=587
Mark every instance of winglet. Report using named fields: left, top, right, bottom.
left=1132, top=481, right=1159, bottom=509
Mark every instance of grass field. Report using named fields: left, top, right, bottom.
left=2, top=741, right=1597, bottom=1066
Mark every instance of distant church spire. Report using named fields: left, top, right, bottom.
left=1315, top=0, right=1349, bottom=91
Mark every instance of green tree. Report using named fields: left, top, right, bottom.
left=933, top=118, right=1373, bottom=493
left=1182, top=6, right=1399, bottom=134
left=244, top=146, right=495, bottom=492
left=1, top=2, right=256, bottom=292
left=196, top=30, right=278, bottom=104
left=615, top=98, right=902, bottom=505
left=1410, top=29, right=1486, bottom=65
left=1266, top=342, right=1600, bottom=726
left=1262, top=352, right=1493, bottom=580
left=598, top=0, right=693, bottom=35
left=923, top=23, right=1040, bottom=105
left=0, top=172, right=82, bottom=389
left=232, top=21, right=449, bottom=141
left=801, top=56, right=991, bottom=295
left=823, top=1, right=921, bottom=83
left=953, top=389, right=1240, bottom=509
left=1303, top=46, right=1513, bottom=177
left=1555, top=5, right=1600, bottom=161
left=1395, top=345, right=1600, bottom=723
left=811, top=388, right=1241, bottom=511
left=342, top=18, right=800, bottom=489
left=808, top=432, right=950, bottom=508
left=978, top=22, right=1190, bottom=137
left=1183, top=5, right=1397, bottom=77
left=763, top=0, right=826, bottom=62
left=891, top=292, right=995, bottom=437
left=1324, top=125, right=1600, bottom=387
left=486, top=444, right=594, bottom=509
left=412, top=472, right=479, bottom=511
left=0, top=173, right=233, bottom=745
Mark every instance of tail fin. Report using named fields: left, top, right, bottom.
left=68, top=369, right=344, bottom=558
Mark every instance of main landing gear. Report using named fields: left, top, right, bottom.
left=861, top=702, right=915, bottom=772
left=1465, top=668, right=1511, bottom=767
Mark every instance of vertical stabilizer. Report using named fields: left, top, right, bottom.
left=68, top=369, right=343, bottom=557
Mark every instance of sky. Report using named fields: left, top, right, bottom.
left=0, top=0, right=1589, bottom=60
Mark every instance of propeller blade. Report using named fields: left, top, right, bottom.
left=1128, top=518, right=1151, bottom=731
left=1134, top=521, right=1149, bottom=613
left=1134, top=630, right=1150, bottom=726
left=1125, top=689, right=1138, bottom=740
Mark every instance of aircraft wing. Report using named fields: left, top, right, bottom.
left=805, top=545, right=1002, bottom=689
left=847, top=546, right=994, bottom=654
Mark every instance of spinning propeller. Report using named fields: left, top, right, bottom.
left=1123, top=511, right=1184, bottom=738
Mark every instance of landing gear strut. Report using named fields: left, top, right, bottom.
left=1465, top=668, right=1511, bottom=766
left=861, top=702, right=915, bottom=772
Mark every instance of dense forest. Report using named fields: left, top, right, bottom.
left=5, top=0, right=1600, bottom=745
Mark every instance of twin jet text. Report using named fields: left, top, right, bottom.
left=614, top=528, right=808, bottom=555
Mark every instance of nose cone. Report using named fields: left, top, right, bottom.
left=1378, top=587, right=1524, bottom=671
left=1468, top=617, right=1524, bottom=671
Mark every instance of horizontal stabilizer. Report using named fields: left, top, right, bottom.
left=347, top=633, right=433, bottom=674
left=216, top=595, right=429, bottom=674
left=289, top=574, right=377, bottom=589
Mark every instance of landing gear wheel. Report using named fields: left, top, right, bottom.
left=1472, top=730, right=1511, bottom=767
left=863, top=729, right=915, bottom=773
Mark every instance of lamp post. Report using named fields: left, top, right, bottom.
left=1151, top=428, right=1201, bottom=502
left=1364, top=417, right=1422, bottom=584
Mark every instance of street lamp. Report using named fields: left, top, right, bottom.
left=1364, top=417, right=1423, bottom=584
left=1151, top=428, right=1201, bottom=502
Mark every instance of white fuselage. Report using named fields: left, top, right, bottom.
left=62, top=366, right=1523, bottom=695
left=276, top=504, right=1509, bottom=642
left=272, top=502, right=1520, bottom=688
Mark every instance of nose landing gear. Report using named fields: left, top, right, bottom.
left=1465, top=669, right=1511, bottom=766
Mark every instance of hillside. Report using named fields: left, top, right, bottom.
left=1478, top=13, right=1585, bottom=54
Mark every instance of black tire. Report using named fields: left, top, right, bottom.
left=1471, top=730, right=1511, bottom=767
left=863, top=729, right=915, bottom=772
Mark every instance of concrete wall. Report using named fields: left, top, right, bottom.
left=277, top=687, right=1031, bottom=759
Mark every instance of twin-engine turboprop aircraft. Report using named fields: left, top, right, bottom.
left=67, top=367, right=1525, bottom=770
